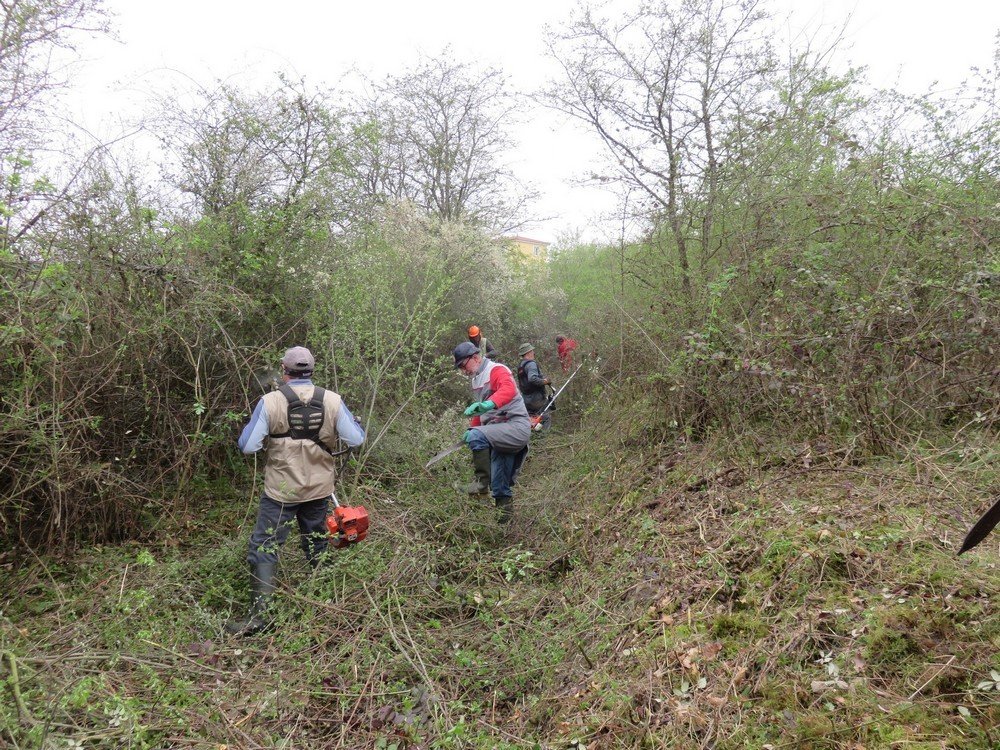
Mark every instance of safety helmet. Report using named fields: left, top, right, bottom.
left=453, top=341, right=480, bottom=368
left=468, top=325, right=480, bottom=337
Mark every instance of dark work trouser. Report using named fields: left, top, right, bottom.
left=247, top=494, right=329, bottom=566
left=523, top=392, right=547, bottom=415
left=467, top=430, right=528, bottom=500
left=490, top=446, right=528, bottom=499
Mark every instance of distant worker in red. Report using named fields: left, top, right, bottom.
left=468, top=325, right=498, bottom=360
left=556, top=334, right=578, bottom=373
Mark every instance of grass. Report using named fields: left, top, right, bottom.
left=2, top=400, right=999, bottom=748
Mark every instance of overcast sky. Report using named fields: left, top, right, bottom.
left=66, top=0, right=1000, bottom=244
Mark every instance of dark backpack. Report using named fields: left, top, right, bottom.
left=270, top=384, right=331, bottom=453
left=517, top=359, right=545, bottom=395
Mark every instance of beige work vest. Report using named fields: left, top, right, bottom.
left=261, top=384, right=343, bottom=503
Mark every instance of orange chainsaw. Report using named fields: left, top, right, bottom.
left=326, top=492, right=369, bottom=548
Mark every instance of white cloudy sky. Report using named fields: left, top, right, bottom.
left=65, top=0, right=1000, bottom=243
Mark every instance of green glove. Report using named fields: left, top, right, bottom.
left=463, top=429, right=473, bottom=443
left=463, top=400, right=496, bottom=416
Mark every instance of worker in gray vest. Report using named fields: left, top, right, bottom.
left=453, top=341, right=530, bottom=523
left=226, top=346, right=365, bottom=636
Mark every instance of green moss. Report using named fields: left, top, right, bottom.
left=785, top=712, right=843, bottom=749
left=864, top=624, right=922, bottom=672
left=711, top=611, right=768, bottom=641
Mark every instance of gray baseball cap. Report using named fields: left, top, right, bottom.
left=281, top=346, right=315, bottom=374
left=453, top=341, right=479, bottom=367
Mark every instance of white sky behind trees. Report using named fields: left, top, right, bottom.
left=63, top=0, right=1000, bottom=244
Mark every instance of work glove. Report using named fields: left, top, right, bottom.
left=463, top=429, right=473, bottom=443
left=463, top=400, right=495, bottom=417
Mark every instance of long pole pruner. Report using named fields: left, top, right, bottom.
left=538, top=363, right=583, bottom=421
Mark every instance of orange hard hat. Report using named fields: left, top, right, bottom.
left=468, top=325, right=480, bottom=337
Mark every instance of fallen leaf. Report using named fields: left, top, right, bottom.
left=811, top=679, right=849, bottom=693
left=702, top=642, right=723, bottom=661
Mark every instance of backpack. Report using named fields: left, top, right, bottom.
left=270, top=384, right=332, bottom=453
left=517, top=359, right=545, bottom=395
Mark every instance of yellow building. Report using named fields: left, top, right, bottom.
left=506, top=235, right=550, bottom=263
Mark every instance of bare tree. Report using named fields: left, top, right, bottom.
left=544, top=0, right=773, bottom=300
left=348, top=94, right=414, bottom=209
left=364, top=51, right=533, bottom=230
left=154, top=76, right=357, bottom=224
left=0, top=0, right=111, bottom=256
left=0, top=0, right=109, bottom=154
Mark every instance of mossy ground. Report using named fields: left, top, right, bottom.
left=2, top=402, right=999, bottom=748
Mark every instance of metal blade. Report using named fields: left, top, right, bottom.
left=539, top=363, right=583, bottom=418
left=958, top=495, right=1000, bottom=555
left=425, top=441, right=466, bottom=469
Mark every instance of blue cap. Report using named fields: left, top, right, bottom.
left=453, top=341, right=479, bottom=367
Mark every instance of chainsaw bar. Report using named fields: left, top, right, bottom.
left=425, top=440, right=466, bottom=469
left=958, top=494, right=1000, bottom=555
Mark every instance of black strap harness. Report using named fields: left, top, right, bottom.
left=269, top=384, right=334, bottom=455
left=517, top=359, right=546, bottom=395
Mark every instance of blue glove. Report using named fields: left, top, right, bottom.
left=463, top=400, right=496, bottom=417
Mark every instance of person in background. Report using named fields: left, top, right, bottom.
left=452, top=341, right=530, bottom=523
left=517, top=342, right=551, bottom=429
left=226, top=346, right=365, bottom=636
left=468, top=325, right=498, bottom=360
left=556, top=334, right=578, bottom=373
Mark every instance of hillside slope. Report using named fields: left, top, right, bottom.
left=3, top=396, right=999, bottom=749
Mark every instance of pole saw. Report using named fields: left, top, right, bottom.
left=530, top=362, right=583, bottom=431
left=425, top=363, right=584, bottom=469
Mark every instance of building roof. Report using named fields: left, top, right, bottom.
left=506, top=235, right=550, bottom=246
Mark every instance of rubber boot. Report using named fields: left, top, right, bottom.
left=454, top=448, right=491, bottom=495
left=495, top=496, right=514, bottom=525
left=224, top=562, right=277, bottom=636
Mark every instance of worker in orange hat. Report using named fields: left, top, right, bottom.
left=467, top=325, right=497, bottom=360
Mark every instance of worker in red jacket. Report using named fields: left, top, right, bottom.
left=556, top=334, right=578, bottom=373
left=452, top=342, right=530, bottom=523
